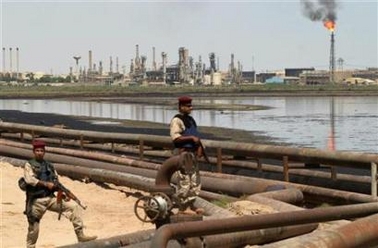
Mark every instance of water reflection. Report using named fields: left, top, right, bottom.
left=0, top=96, right=377, bottom=153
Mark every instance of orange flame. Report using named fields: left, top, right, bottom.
left=323, top=20, right=336, bottom=32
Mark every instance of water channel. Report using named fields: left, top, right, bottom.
left=0, top=96, right=377, bottom=153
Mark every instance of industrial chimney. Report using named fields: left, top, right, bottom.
left=161, top=52, right=167, bottom=84
left=9, top=48, right=12, bottom=77
left=88, top=50, right=92, bottom=72
left=116, top=57, right=119, bottom=73
left=135, top=44, right=140, bottom=71
left=2, top=47, right=5, bottom=74
left=152, top=47, right=157, bottom=71
left=16, top=47, right=19, bottom=80
left=329, top=32, right=336, bottom=83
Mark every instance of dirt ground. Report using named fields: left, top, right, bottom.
left=0, top=161, right=154, bottom=248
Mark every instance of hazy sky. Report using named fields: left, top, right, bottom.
left=1, top=0, right=377, bottom=75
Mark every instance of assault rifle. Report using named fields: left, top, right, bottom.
left=54, top=181, right=87, bottom=220
left=198, top=141, right=210, bottom=164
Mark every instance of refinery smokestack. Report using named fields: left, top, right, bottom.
left=329, top=32, right=335, bottom=83
left=135, top=44, right=140, bottom=70
left=9, top=48, right=12, bottom=76
left=16, top=47, right=19, bottom=80
left=2, top=47, right=5, bottom=74
left=116, top=57, right=119, bottom=73
left=88, top=50, right=92, bottom=72
left=161, top=52, right=167, bottom=84
left=152, top=47, right=156, bottom=70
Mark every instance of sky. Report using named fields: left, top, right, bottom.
left=1, top=0, right=377, bottom=75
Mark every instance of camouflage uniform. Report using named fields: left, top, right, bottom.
left=24, top=159, right=94, bottom=248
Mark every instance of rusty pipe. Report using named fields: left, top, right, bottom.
left=2, top=154, right=316, bottom=248
left=3, top=135, right=373, bottom=193
left=57, top=229, right=155, bottom=248
left=249, top=188, right=304, bottom=205
left=199, top=171, right=377, bottom=204
left=2, top=137, right=373, bottom=196
left=1, top=122, right=377, bottom=167
left=0, top=144, right=157, bottom=179
left=155, top=155, right=181, bottom=187
left=3, top=134, right=371, bottom=194
left=192, top=193, right=317, bottom=248
left=150, top=202, right=378, bottom=248
left=0, top=121, right=173, bottom=148
left=202, top=139, right=378, bottom=168
left=1, top=133, right=173, bottom=160
left=0, top=138, right=162, bottom=170
left=125, top=222, right=317, bottom=248
left=259, top=213, right=378, bottom=248
left=0, top=144, right=376, bottom=205
left=0, top=141, right=375, bottom=203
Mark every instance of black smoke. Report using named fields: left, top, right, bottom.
left=300, top=0, right=338, bottom=22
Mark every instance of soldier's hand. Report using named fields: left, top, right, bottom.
left=196, top=146, right=204, bottom=158
left=192, top=136, right=200, bottom=144
left=45, top=181, right=56, bottom=191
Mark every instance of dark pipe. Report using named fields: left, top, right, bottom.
left=1, top=122, right=377, bottom=167
left=155, top=155, right=180, bottom=187
left=150, top=202, right=378, bottom=248
left=1, top=145, right=376, bottom=205
left=260, top=213, right=378, bottom=248
left=57, top=229, right=155, bottom=248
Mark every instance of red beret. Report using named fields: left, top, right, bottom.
left=178, top=96, right=192, bottom=105
left=32, top=140, right=46, bottom=149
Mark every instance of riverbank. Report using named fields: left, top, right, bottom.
left=1, top=84, right=378, bottom=99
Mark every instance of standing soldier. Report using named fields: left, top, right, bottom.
left=22, top=140, right=97, bottom=248
left=170, top=96, right=204, bottom=215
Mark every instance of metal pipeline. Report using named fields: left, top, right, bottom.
left=1, top=122, right=377, bottom=167
left=150, top=202, right=378, bottom=248
left=0, top=133, right=172, bottom=160
left=249, top=188, right=304, bottom=205
left=203, top=139, right=378, bottom=168
left=190, top=193, right=318, bottom=248
left=258, top=213, right=378, bottom=248
left=2, top=137, right=374, bottom=197
left=199, top=171, right=377, bottom=204
left=155, top=155, right=181, bottom=187
left=0, top=122, right=173, bottom=148
left=3, top=133, right=373, bottom=184
left=3, top=136, right=373, bottom=196
left=57, top=229, right=155, bottom=248
left=54, top=164, right=156, bottom=192
left=0, top=143, right=376, bottom=205
left=0, top=138, right=162, bottom=170
left=3, top=155, right=375, bottom=247
left=0, top=144, right=157, bottom=179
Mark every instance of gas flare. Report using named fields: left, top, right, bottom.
left=323, top=20, right=336, bottom=32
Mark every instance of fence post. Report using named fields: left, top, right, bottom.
left=331, top=166, right=337, bottom=181
left=139, top=139, right=144, bottom=160
left=371, top=162, right=377, bottom=198
left=79, top=135, right=84, bottom=149
left=216, top=147, right=222, bottom=173
left=257, top=158, right=262, bottom=172
left=283, top=156, right=289, bottom=182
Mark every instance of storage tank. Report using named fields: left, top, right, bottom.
left=212, top=72, right=222, bottom=85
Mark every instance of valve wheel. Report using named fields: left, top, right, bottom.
left=134, top=195, right=161, bottom=223
left=151, top=192, right=173, bottom=211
